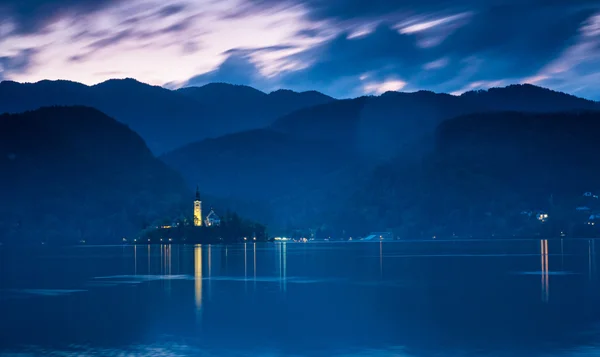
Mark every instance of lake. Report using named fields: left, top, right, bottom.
left=1, top=240, right=600, bottom=356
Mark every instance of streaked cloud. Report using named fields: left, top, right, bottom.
left=423, top=57, right=449, bottom=70
left=0, top=0, right=599, bottom=99
left=363, top=79, right=407, bottom=95
left=397, top=12, right=471, bottom=34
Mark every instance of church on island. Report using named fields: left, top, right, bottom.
left=193, top=186, right=221, bottom=227
left=137, top=185, right=266, bottom=244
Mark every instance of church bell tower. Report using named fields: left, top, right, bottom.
left=194, top=186, right=202, bottom=227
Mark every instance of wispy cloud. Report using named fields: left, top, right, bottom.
left=0, top=0, right=600, bottom=99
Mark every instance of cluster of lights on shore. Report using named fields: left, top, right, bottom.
left=273, top=237, right=309, bottom=242
left=127, top=236, right=314, bottom=243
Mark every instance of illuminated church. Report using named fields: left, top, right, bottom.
left=193, top=186, right=202, bottom=226
left=193, top=186, right=221, bottom=227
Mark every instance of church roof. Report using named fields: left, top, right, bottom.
left=206, top=209, right=220, bottom=220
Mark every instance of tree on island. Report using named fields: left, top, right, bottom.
left=137, top=209, right=267, bottom=244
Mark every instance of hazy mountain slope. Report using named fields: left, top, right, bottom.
left=161, top=129, right=364, bottom=229
left=0, top=106, right=190, bottom=245
left=0, top=79, right=334, bottom=154
left=344, top=110, right=600, bottom=238
left=271, top=84, right=599, bottom=160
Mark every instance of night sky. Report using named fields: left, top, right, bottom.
left=0, top=0, right=599, bottom=99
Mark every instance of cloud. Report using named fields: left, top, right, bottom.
left=156, top=3, right=187, bottom=17
left=271, top=24, right=422, bottom=96
left=1, top=0, right=600, bottom=99
left=526, top=12, right=600, bottom=99
left=363, top=79, right=407, bottom=95
left=295, top=28, right=322, bottom=38
left=0, top=0, right=122, bottom=34
left=423, top=57, right=449, bottom=70
left=0, top=48, right=37, bottom=80
left=236, top=0, right=600, bottom=23
left=220, top=1, right=600, bottom=98
left=184, top=53, right=275, bottom=90
left=0, top=0, right=321, bottom=86
left=87, top=29, right=134, bottom=50
left=223, top=44, right=298, bottom=56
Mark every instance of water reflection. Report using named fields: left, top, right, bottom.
left=589, top=240, right=597, bottom=281
left=194, top=245, right=202, bottom=312
left=164, top=245, right=171, bottom=294
left=244, top=243, right=248, bottom=279
left=253, top=243, right=257, bottom=287
left=541, top=239, right=549, bottom=303
left=208, top=245, right=212, bottom=302
left=167, top=245, right=172, bottom=275
left=208, top=245, right=212, bottom=278
left=220, top=246, right=227, bottom=275
left=9, top=240, right=600, bottom=356
left=279, top=243, right=287, bottom=292
left=380, top=241, right=383, bottom=278
left=561, top=238, right=564, bottom=270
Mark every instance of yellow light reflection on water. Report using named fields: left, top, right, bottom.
left=134, top=245, right=137, bottom=275
left=194, top=245, right=203, bottom=311
left=282, top=242, right=287, bottom=292
left=541, top=239, right=549, bottom=303
left=379, top=241, right=383, bottom=277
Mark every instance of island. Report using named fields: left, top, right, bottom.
left=135, top=186, right=268, bottom=244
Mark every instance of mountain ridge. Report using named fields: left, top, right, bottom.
left=0, top=79, right=334, bottom=154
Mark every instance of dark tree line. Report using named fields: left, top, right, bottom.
left=139, top=210, right=268, bottom=244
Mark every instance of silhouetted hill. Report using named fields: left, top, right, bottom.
left=436, top=110, right=600, bottom=197
left=272, top=84, right=599, bottom=160
left=0, top=79, right=207, bottom=154
left=0, top=106, right=190, bottom=245
left=161, top=129, right=364, bottom=229
left=460, top=84, right=597, bottom=112
left=268, top=88, right=334, bottom=105
left=0, top=79, right=334, bottom=154
left=177, top=82, right=267, bottom=105
left=343, top=111, right=600, bottom=239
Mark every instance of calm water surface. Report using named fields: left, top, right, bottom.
left=1, top=240, right=600, bottom=356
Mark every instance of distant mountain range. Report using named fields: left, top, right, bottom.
left=271, top=84, right=599, bottom=160
left=2, top=78, right=600, bottom=238
left=0, top=79, right=334, bottom=154
left=162, top=83, right=600, bottom=230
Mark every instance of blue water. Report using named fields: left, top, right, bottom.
left=1, top=240, right=600, bottom=356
